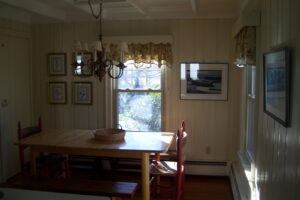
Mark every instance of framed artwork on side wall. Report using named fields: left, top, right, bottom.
left=47, top=53, right=67, bottom=76
left=73, top=82, right=93, bottom=105
left=180, top=63, right=228, bottom=100
left=263, top=47, right=290, bottom=127
left=48, top=82, right=67, bottom=104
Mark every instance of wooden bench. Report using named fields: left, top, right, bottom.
left=2, top=176, right=138, bottom=199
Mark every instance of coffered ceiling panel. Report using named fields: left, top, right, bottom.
left=0, top=0, right=239, bottom=23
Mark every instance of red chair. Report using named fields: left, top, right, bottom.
left=150, top=127, right=187, bottom=200
left=17, top=117, right=70, bottom=178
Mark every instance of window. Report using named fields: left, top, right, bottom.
left=116, top=60, right=162, bottom=131
left=245, top=66, right=256, bottom=161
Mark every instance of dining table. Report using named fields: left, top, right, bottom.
left=17, top=129, right=175, bottom=200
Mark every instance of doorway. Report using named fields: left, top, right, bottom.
left=0, top=32, right=33, bottom=182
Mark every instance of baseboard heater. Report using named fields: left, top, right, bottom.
left=185, top=161, right=227, bottom=166
left=69, top=156, right=230, bottom=176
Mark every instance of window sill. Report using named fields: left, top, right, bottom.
left=238, top=152, right=253, bottom=183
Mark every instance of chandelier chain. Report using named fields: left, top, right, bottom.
left=88, top=0, right=101, bottom=19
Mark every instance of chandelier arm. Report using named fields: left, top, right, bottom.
left=107, top=67, right=124, bottom=79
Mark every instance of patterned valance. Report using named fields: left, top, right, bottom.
left=234, top=26, right=256, bottom=67
left=106, top=43, right=172, bottom=68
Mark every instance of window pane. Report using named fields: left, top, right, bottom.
left=118, top=92, right=161, bottom=131
left=118, top=60, right=161, bottom=90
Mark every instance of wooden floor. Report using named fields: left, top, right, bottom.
left=3, top=168, right=233, bottom=200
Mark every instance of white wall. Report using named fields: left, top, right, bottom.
left=32, top=19, right=242, bottom=167
left=234, top=0, right=300, bottom=199
left=256, top=0, right=300, bottom=199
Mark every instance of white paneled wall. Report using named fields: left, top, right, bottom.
left=234, top=0, right=300, bottom=199
left=256, top=0, right=300, bottom=199
left=167, top=19, right=242, bottom=162
left=32, top=19, right=242, bottom=165
left=32, top=22, right=105, bottom=130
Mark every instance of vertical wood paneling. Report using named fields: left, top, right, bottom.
left=252, top=0, right=300, bottom=199
left=32, top=21, right=106, bottom=131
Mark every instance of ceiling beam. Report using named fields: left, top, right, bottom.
left=127, top=0, right=148, bottom=16
left=0, top=0, right=66, bottom=21
left=190, top=0, right=198, bottom=14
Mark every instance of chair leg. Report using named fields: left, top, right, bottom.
left=175, top=174, right=183, bottom=200
left=109, top=158, right=119, bottom=180
left=150, top=176, right=158, bottom=199
left=181, top=173, right=185, bottom=198
left=156, top=176, right=161, bottom=194
left=63, top=155, right=71, bottom=178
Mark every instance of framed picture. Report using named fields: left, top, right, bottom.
left=180, top=63, right=228, bottom=100
left=263, top=47, right=290, bottom=127
left=48, top=53, right=67, bottom=76
left=73, top=82, right=93, bottom=105
left=48, top=82, right=67, bottom=104
left=72, top=52, right=93, bottom=76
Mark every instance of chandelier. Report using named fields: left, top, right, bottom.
left=72, top=0, right=128, bottom=81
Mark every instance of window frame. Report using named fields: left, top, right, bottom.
left=114, top=62, right=166, bottom=132
left=244, top=65, right=258, bottom=163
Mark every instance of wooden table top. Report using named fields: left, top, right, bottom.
left=17, top=129, right=175, bottom=153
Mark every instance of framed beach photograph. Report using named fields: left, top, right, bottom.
left=73, top=82, right=93, bottom=105
left=72, top=52, right=93, bottom=76
left=48, top=53, right=67, bottom=76
left=263, top=47, right=290, bottom=127
left=48, top=82, right=67, bottom=104
left=180, top=63, right=228, bottom=100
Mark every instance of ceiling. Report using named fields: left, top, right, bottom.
left=0, top=0, right=240, bottom=24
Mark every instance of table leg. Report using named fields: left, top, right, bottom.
left=30, top=149, right=37, bottom=176
left=141, top=153, right=150, bottom=200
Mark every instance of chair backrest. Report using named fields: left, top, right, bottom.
left=180, top=121, right=187, bottom=147
left=181, top=121, right=186, bottom=132
left=176, top=128, right=187, bottom=200
left=18, top=117, right=42, bottom=172
left=176, top=128, right=187, bottom=166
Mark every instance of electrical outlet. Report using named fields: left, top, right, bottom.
left=205, top=146, right=211, bottom=154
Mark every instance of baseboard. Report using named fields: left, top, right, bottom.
left=185, top=161, right=230, bottom=176
left=71, top=157, right=232, bottom=176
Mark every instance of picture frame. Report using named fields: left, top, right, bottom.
left=73, top=82, right=93, bottom=105
left=263, top=47, right=290, bottom=127
left=72, top=52, right=94, bottom=76
left=48, top=82, right=67, bottom=104
left=180, top=63, right=228, bottom=100
left=47, top=53, right=67, bottom=76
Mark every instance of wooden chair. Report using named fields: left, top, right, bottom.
left=150, top=128, right=187, bottom=200
left=17, top=117, right=70, bottom=178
